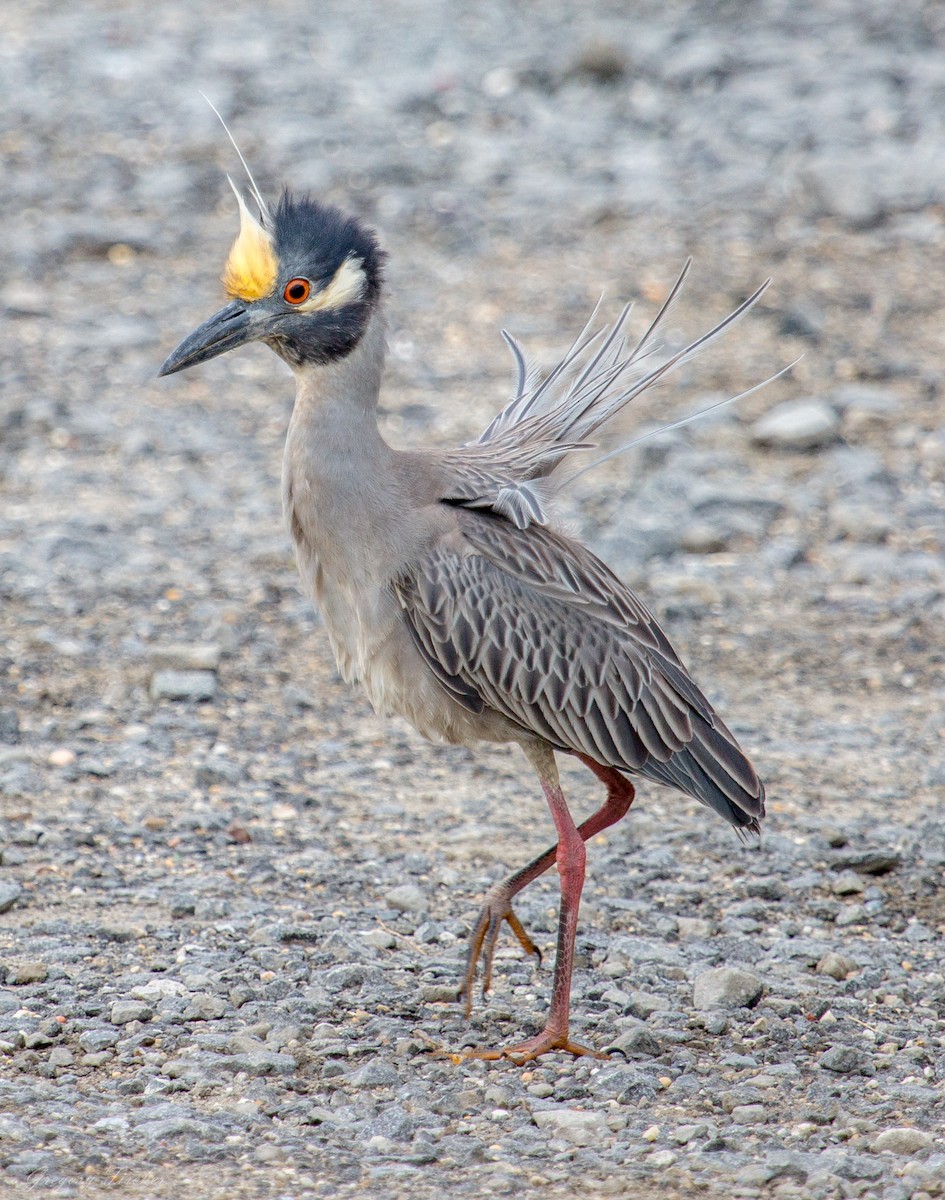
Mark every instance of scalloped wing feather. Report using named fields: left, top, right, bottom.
left=393, top=512, right=765, bottom=830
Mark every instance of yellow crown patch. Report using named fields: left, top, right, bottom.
left=221, top=184, right=278, bottom=302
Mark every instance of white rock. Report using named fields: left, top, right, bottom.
left=384, top=883, right=427, bottom=913
left=149, top=669, right=216, bottom=702
left=752, top=400, right=839, bottom=450
left=130, top=979, right=187, bottom=1000
left=533, top=1109, right=608, bottom=1146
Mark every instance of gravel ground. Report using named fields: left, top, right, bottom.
left=2, top=1, right=944, bottom=1198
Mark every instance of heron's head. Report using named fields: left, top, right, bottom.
left=160, top=186, right=384, bottom=376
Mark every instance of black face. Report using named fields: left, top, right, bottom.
left=272, top=192, right=383, bottom=298
left=265, top=192, right=385, bottom=366
left=160, top=192, right=385, bottom=377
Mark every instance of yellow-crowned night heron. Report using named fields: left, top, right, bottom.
left=160, top=184, right=767, bottom=1062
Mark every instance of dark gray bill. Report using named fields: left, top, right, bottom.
left=159, top=300, right=253, bottom=376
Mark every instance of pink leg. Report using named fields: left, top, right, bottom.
left=456, top=746, right=634, bottom=1063
left=458, top=752, right=635, bottom=1014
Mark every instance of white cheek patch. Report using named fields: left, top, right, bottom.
left=297, top=256, right=366, bottom=313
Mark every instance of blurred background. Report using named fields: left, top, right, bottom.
left=0, top=1, right=944, bottom=1195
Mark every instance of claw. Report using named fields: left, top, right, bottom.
left=451, top=1025, right=608, bottom=1065
left=458, top=888, right=543, bottom=1016
left=505, top=910, right=542, bottom=965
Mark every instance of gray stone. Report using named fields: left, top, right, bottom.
left=532, top=1108, right=608, bottom=1146
left=752, top=400, right=839, bottom=450
left=627, top=991, right=670, bottom=1020
left=693, top=968, right=764, bottom=1011
left=778, top=302, right=826, bottom=341
left=830, top=849, right=901, bottom=875
left=816, top=952, right=855, bottom=981
left=607, top=1023, right=661, bottom=1057
left=384, top=883, right=427, bottom=913
left=828, top=503, right=893, bottom=544
left=873, top=1127, right=934, bottom=1155
left=361, top=928, right=397, bottom=950
left=671, top=1123, right=710, bottom=1145
left=731, top=1104, right=767, bottom=1124
left=820, top=1045, right=875, bottom=1075
left=149, top=670, right=217, bottom=702
left=109, top=1000, right=153, bottom=1025
left=831, top=870, right=865, bottom=896
left=0, top=710, right=20, bottom=744
left=366, top=1104, right=418, bottom=1141
left=6, top=961, right=48, bottom=985
left=345, top=1059, right=402, bottom=1089
left=216, top=1051, right=297, bottom=1076
left=835, top=903, right=867, bottom=927
left=802, top=155, right=885, bottom=227
left=0, top=882, right=22, bottom=914
left=149, top=643, right=222, bottom=671
left=195, top=759, right=244, bottom=787
left=78, top=1028, right=120, bottom=1053
left=183, top=993, right=227, bottom=1020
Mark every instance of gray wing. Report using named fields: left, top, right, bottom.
left=393, top=511, right=764, bottom=832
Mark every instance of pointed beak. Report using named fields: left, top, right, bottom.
left=159, top=300, right=257, bottom=376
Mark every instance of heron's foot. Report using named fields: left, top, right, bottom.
left=457, top=886, right=542, bottom=1015
left=451, top=1025, right=608, bottom=1065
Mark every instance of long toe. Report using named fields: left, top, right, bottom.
left=451, top=1025, right=608, bottom=1065
left=458, top=895, right=542, bottom=1014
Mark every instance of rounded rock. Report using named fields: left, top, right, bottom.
left=752, top=400, right=839, bottom=450
left=873, top=1127, right=934, bottom=1155
left=0, top=883, right=22, bottom=914
left=109, top=1000, right=153, bottom=1025
left=693, top=968, right=764, bottom=1011
left=816, top=952, right=856, bottom=981
left=819, top=1044, right=874, bottom=1075
left=384, top=883, right=427, bottom=913
left=533, top=1109, right=608, bottom=1147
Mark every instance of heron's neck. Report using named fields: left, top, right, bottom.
left=282, top=308, right=397, bottom=563
left=289, top=306, right=387, bottom=448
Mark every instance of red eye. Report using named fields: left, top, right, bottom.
left=283, top=278, right=311, bottom=304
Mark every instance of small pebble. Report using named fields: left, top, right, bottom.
left=149, top=670, right=217, bottom=702
left=831, top=869, right=865, bottom=896
left=816, top=952, right=856, bottom=981
left=149, top=643, right=222, bottom=671
left=532, top=1109, right=607, bottom=1147
left=752, top=400, right=839, bottom=450
left=78, top=1029, right=120, bottom=1053
left=109, top=1000, right=153, bottom=1025
left=731, top=1104, right=767, bottom=1124
left=384, top=883, right=427, bottom=913
left=820, top=1045, right=875, bottom=1075
left=361, top=928, right=397, bottom=950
